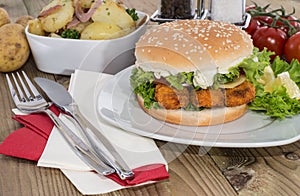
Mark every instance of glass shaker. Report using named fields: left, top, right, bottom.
left=209, top=0, right=245, bottom=23
left=158, top=0, right=196, bottom=19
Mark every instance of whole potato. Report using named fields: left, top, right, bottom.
left=0, top=7, right=10, bottom=27
left=15, top=15, right=34, bottom=28
left=0, top=23, right=30, bottom=72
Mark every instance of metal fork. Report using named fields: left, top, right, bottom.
left=6, top=71, right=115, bottom=176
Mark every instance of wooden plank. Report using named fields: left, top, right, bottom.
left=247, top=0, right=300, bottom=17
left=0, top=156, right=83, bottom=196
left=0, top=1, right=175, bottom=195
left=209, top=142, right=300, bottom=195
left=209, top=1, right=300, bottom=194
left=0, top=0, right=28, bottom=21
left=123, top=0, right=158, bottom=14
left=159, top=143, right=237, bottom=195
left=0, top=0, right=79, bottom=193
left=1, top=0, right=300, bottom=196
left=23, top=0, right=48, bottom=17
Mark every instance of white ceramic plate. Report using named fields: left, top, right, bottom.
left=97, top=66, right=300, bottom=147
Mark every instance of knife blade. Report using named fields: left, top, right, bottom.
left=34, top=77, right=134, bottom=180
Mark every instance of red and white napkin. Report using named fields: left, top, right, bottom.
left=0, top=70, right=169, bottom=195
left=0, top=105, right=59, bottom=161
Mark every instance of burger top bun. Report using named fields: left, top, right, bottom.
left=135, top=20, right=253, bottom=76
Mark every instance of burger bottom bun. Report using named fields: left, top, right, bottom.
left=137, top=95, right=247, bottom=126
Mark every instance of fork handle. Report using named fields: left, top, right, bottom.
left=43, top=109, right=115, bottom=176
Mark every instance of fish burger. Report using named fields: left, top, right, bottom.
left=130, top=20, right=256, bottom=126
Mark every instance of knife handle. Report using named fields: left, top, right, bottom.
left=43, top=109, right=115, bottom=176
left=71, top=105, right=134, bottom=180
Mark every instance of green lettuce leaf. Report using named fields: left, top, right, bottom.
left=238, top=48, right=273, bottom=87
left=243, top=49, right=300, bottom=118
left=249, top=87, right=300, bottom=118
left=130, top=67, right=155, bottom=90
left=271, top=57, right=300, bottom=86
left=130, top=68, right=156, bottom=108
left=165, top=73, right=187, bottom=90
left=213, top=66, right=240, bottom=89
left=133, top=82, right=158, bottom=109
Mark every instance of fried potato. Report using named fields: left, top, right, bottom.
left=80, top=21, right=123, bottom=40
left=92, top=0, right=135, bottom=30
left=39, top=0, right=74, bottom=32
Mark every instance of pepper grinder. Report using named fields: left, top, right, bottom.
left=158, top=0, right=196, bottom=19
left=150, top=0, right=207, bottom=23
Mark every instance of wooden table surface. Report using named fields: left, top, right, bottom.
left=1, top=0, right=300, bottom=195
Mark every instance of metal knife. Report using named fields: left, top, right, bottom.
left=34, top=77, right=134, bottom=180
left=45, top=108, right=115, bottom=176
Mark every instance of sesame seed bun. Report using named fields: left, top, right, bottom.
left=135, top=20, right=253, bottom=75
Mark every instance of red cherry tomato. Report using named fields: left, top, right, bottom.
left=252, top=26, right=287, bottom=60
left=276, top=15, right=300, bottom=28
left=288, top=15, right=300, bottom=29
left=284, top=32, right=300, bottom=63
left=253, top=15, right=274, bottom=26
left=276, top=15, right=300, bottom=35
left=244, top=19, right=261, bottom=37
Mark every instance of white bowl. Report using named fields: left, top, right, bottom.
left=25, top=11, right=149, bottom=75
